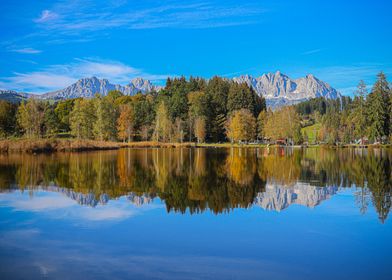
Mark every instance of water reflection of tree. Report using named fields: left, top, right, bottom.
left=0, top=147, right=390, bottom=221
left=302, top=148, right=391, bottom=222
left=257, top=147, right=302, bottom=186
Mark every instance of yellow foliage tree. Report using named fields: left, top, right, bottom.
left=194, top=117, right=206, bottom=143
left=17, top=99, right=45, bottom=138
left=226, top=109, right=256, bottom=143
left=264, top=106, right=302, bottom=144
left=257, top=110, right=267, bottom=139
left=153, top=102, right=172, bottom=142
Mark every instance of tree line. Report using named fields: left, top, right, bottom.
left=0, top=72, right=391, bottom=144
left=296, top=72, right=392, bottom=144
left=0, top=76, right=267, bottom=143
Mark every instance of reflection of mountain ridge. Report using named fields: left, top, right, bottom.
left=55, top=186, right=153, bottom=207
left=57, top=186, right=110, bottom=207
left=10, top=185, right=153, bottom=207
left=254, top=182, right=338, bottom=211
left=126, top=193, right=153, bottom=207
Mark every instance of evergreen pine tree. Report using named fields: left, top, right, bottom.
left=367, top=72, right=390, bottom=141
left=351, top=80, right=367, bottom=139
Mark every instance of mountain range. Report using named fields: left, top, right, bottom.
left=40, top=77, right=159, bottom=100
left=233, top=71, right=341, bottom=107
left=0, top=71, right=341, bottom=107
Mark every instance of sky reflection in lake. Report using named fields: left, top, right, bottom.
left=0, top=147, right=391, bottom=280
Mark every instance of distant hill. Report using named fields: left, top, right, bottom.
left=0, top=90, right=31, bottom=103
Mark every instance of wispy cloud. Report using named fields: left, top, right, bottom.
left=34, top=10, right=59, bottom=23
left=311, top=64, right=387, bottom=85
left=17, top=59, right=38, bottom=65
left=33, top=1, right=265, bottom=35
left=0, top=58, right=172, bottom=93
left=10, top=47, right=42, bottom=54
left=301, top=48, right=322, bottom=55
left=219, top=67, right=259, bottom=77
left=5, top=72, right=77, bottom=92
left=2, top=1, right=267, bottom=55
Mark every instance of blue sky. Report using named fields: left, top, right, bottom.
left=0, top=0, right=391, bottom=95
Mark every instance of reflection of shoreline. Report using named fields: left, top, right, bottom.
left=0, top=147, right=390, bottom=220
left=254, top=182, right=338, bottom=211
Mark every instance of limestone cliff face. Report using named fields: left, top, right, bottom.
left=233, top=71, right=341, bottom=108
left=40, top=77, right=159, bottom=100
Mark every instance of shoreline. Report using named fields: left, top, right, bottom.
left=0, top=139, right=390, bottom=153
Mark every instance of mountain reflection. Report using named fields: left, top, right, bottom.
left=254, top=183, right=338, bottom=211
left=0, top=147, right=391, bottom=222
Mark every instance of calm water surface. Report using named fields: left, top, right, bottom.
left=0, top=147, right=391, bottom=280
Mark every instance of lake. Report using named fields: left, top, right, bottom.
left=0, top=147, right=391, bottom=280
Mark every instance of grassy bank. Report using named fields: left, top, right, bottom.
left=0, top=139, right=122, bottom=153
left=301, top=123, right=321, bottom=144
left=195, top=143, right=269, bottom=148
left=1, top=139, right=390, bottom=153
left=0, top=139, right=277, bottom=153
left=123, top=141, right=196, bottom=148
left=0, top=139, right=200, bottom=153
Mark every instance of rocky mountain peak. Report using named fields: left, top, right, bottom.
left=233, top=71, right=341, bottom=108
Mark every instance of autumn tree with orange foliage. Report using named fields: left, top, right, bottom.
left=117, top=104, right=135, bottom=142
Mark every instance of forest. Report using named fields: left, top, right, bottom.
left=0, top=72, right=391, bottom=145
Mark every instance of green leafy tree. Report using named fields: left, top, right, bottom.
left=167, top=76, right=189, bottom=121
left=93, top=95, right=117, bottom=141
left=17, top=99, right=45, bottom=138
left=206, top=76, right=230, bottom=116
left=188, top=91, right=210, bottom=141
left=257, top=110, right=267, bottom=140
left=187, top=76, right=207, bottom=92
left=70, top=99, right=96, bottom=139
left=390, top=90, right=392, bottom=141
left=153, top=101, right=171, bottom=142
left=0, top=100, right=17, bottom=138
left=43, top=103, right=60, bottom=136
left=227, top=83, right=256, bottom=115
left=206, top=77, right=231, bottom=141
left=55, top=99, right=75, bottom=132
left=132, top=94, right=155, bottom=139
